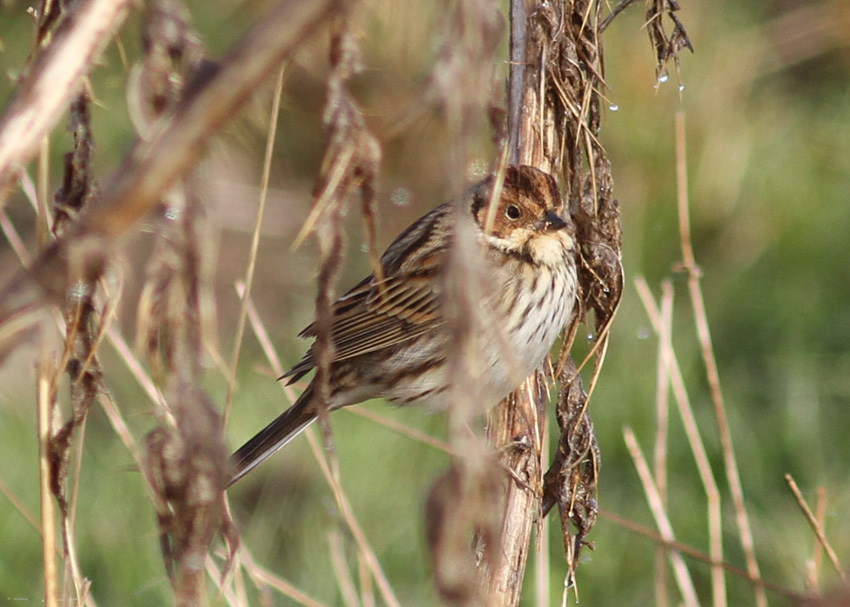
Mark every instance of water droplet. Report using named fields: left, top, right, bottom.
left=636, top=327, right=650, bottom=340
left=602, top=286, right=610, bottom=294
left=678, top=83, right=685, bottom=92
left=69, top=281, right=91, bottom=300
left=164, top=206, right=181, bottom=221
left=586, top=332, right=595, bottom=341
left=467, top=159, right=488, bottom=178
left=390, top=187, right=411, bottom=207
left=657, top=72, right=669, bottom=83
left=360, top=243, right=369, bottom=253
left=608, top=103, right=619, bottom=112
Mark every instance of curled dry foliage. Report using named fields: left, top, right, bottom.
left=299, top=16, right=381, bottom=455
left=129, top=3, right=230, bottom=603
left=420, top=1, right=511, bottom=604
left=644, top=0, right=694, bottom=81
left=47, top=90, right=104, bottom=607
left=600, top=0, right=693, bottom=79
left=510, top=0, right=624, bottom=588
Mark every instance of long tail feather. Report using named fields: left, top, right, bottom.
left=229, top=385, right=316, bottom=486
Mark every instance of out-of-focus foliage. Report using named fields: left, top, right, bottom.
left=0, top=0, right=848, bottom=605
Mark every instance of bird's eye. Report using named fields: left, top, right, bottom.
left=505, top=204, right=521, bottom=220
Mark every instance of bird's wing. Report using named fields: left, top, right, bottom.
left=282, top=272, right=443, bottom=383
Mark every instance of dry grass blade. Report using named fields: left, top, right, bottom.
left=635, top=276, right=725, bottom=607
left=327, top=528, right=361, bottom=607
left=224, top=66, right=286, bottom=426
left=237, top=548, right=331, bottom=607
left=785, top=475, right=848, bottom=584
left=623, top=426, right=700, bottom=607
left=303, top=427, right=402, bottom=607
left=235, top=290, right=399, bottom=607
left=674, top=112, right=762, bottom=607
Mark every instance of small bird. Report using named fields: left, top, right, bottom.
left=229, top=165, right=577, bottom=485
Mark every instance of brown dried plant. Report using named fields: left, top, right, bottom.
left=9, top=1, right=834, bottom=607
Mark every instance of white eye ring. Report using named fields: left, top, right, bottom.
left=505, top=204, right=521, bottom=220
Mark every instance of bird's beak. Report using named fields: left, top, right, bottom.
left=539, top=210, right=568, bottom=232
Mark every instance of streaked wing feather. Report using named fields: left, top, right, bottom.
left=283, top=272, right=442, bottom=382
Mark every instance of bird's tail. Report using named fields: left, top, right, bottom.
left=229, top=385, right=316, bottom=487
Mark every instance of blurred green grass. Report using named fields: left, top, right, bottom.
left=1, top=0, right=849, bottom=605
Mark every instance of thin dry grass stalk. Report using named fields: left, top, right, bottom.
left=223, top=66, right=286, bottom=426
left=674, top=112, right=765, bottom=607
left=653, top=279, right=674, bottom=607
left=785, top=475, right=848, bottom=585
left=0, top=0, right=133, bottom=200
left=635, top=276, right=723, bottom=606
left=623, top=426, right=700, bottom=607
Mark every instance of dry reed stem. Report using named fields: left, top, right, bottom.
left=623, top=426, right=700, bottom=607
left=635, top=276, right=723, bottom=605
left=675, top=112, right=763, bottom=607
left=784, top=474, right=847, bottom=584
left=501, top=0, right=620, bottom=601
left=0, top=0, right=132, bottom=199
left=224, top=66, right=286, bottom=427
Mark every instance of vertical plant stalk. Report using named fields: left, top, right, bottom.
left=481, top=2, right=556, bottom=602
left=493, top=0, right=621, bottom=603
left=623, top=426, right=700, bottom=607
left=674, top=112, right=763, bottom=607
left=37, top=362, right=59, bottom=607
